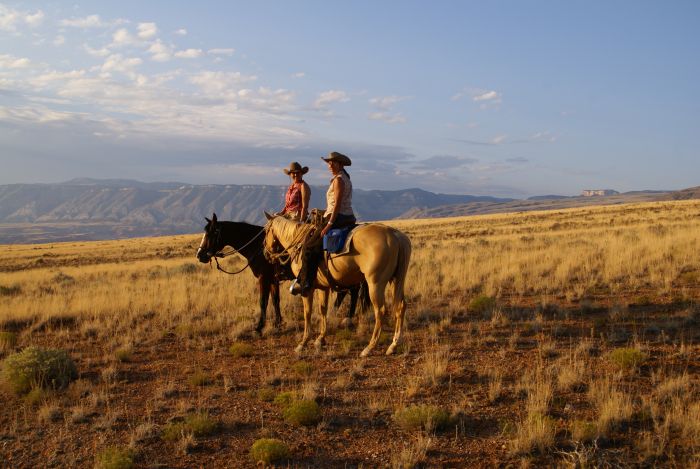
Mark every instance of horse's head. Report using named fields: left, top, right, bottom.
left=196, top=213, right=223, bottom=263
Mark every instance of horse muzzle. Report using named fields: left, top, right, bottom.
left=196, top=248, right=212, bottom=263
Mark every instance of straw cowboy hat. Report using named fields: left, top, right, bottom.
left=321, top=151, right=352, bottom=166
left=283, top=161, right=309, bottom=175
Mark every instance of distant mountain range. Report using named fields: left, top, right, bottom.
left=0, top=179, right=507, bottom=243
left=0, top=179, right=695, bottom=244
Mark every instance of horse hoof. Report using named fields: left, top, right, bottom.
left=340, top=318, right=354, bottom=329
left=386, top=344, right=397, bottom=355
left=360, top=347, right=371, bottom=358
left=295, top=344, right=304, bottom=355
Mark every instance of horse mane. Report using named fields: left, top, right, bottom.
left=270, top=216, right=316, bottom=247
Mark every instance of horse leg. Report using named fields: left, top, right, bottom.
left=296, top=291, right=314, bottom=354
left=386, top=298, right=406, bottom=355
left=255, top=276, right=269, bottom=333
left=315, top=290, right=329, bottom=350
left=341, top=287, right=358, bottom=329
left=270, top=280, right=283, bottom=328
left=361, top=281, right=386, bottom=357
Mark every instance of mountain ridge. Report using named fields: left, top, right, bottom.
left=0, top=179, right=509, bottom=243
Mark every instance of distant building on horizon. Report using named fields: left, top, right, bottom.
left=581, top=189, right=619, bottom=197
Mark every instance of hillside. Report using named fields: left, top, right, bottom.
left=0, top=180, right=507, bottom=244
left=402, top=191, right=670, bottom=218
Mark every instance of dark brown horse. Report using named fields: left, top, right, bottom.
left=196, top=213, right=366, bottom=332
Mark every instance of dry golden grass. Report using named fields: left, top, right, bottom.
left=2, top=199, right=700, bottom=467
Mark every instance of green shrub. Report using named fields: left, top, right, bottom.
left=283, top=399, right=321, bottom=426
left=185, top=411, right=218, bottom=436
left=24, top=387, right=52, bottom=406
left=162, top=412, right=218, bottom=441
left=273, top=391, right=296, bottom=408
left=250, top=438, right=290, bottom=465
left=229, top=342, right=254, bottom=358
left=188, top=369, right=212, bottom=386
left=469, top=295, right=496, bottom=314
left=608, top=347, right=647, bottom=370
left=571, top=419, right=598, bottom=442
left=292, top=361, right=314, bottom=377
left=95, top=446, right=134, bottom=469
left=257, top=387, right=277, bottom=402
left=0, top=331, right=17, bottom=350
left=1, top=346, right=77, bottom=395
left=393, top=404, right=451, bottom=431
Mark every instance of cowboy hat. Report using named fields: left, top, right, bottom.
left=283, top=161, right=309, bottom=175
left=321, top=151, right=351, bottom=166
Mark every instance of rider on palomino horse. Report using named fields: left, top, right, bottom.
left=291, top=151, right=356, bottom=296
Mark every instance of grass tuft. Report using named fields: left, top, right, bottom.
left=393, top=404, right=451, bottom=432
left=229, top=342, right=254, bottom=358
left=162, top=411, right=218, bottom=441
left=608, top=347, right=647, bottom=371
left=469, top=295, right=496, bottom=315
left=94, top=446, right=134, bottom=469
left=250, top=438, right=290, bottom=465
left=0, top=331, right=17, bottom=352
left=282, top=399, right=321, bottom=426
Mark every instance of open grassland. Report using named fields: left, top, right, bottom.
left=1, top=200, right=699, bottom=468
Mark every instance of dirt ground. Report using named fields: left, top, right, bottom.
left=2, top=291, right=699, bottom=468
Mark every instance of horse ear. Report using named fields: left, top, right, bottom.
left=205, top=217, right=211, bottom=224
left=264, top=211, right=274, bottom=220
left=212, top=213, right=217, bottom=222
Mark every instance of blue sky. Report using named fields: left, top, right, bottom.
left=1, top=1, right=698, bottom=197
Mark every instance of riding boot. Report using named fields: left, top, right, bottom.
left=290, top=248, right=319, bottom=296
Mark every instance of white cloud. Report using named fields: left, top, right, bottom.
left=175, top=48, right=203, bottom=59
left=452, top=87, right=503, bottom=109
left=137, top=22, right=158, bottom=40
left=111, top=28, right=137, bottom=47
left=174, top=28, right=187, bottom=36
left=491, top=135, right=507, bottom=144
left=24, top=10, right=44, bottom=27
left=29, top=70, right=86, bottom=88
left=190, top=70, right=257, bottom=94
left=0, top=5, right=43, bottom=31
left=473, top=90, right=500, bottom=102
left=0, top=54, right=31, bottom=69
left=368, top=112, right=406, bottom=124
left=84, top=44, right=111, bottom=57
left=291, top=72, right=305, bottom=79
left=207, top=48, right=235, bottom=56
left=314, top=90, right=349, bottom=109
left=148, top=40, right=172, bottom=62
left=53, top=35, right=66, bottom=46
left=101, top=54, right=142, bottom=78
left=369, top=95, right=409, bottom=110
left=60, top=14, right=105, bottom=28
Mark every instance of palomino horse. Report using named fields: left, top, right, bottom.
left=264, top=214, right=411, bottom=357
left=196, top=213, right=367, bottom=333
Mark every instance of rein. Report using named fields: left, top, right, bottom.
left=209, top=227, right=266, bottom=276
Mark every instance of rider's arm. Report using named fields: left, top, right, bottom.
left=301, top=182, right=310, bottom=221
left=321, top=177, right=344, bottom=236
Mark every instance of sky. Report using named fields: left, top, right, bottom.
left=0, top=1, right=698, bottom=197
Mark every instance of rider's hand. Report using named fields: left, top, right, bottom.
left=320, top=224, right=331, bottom=237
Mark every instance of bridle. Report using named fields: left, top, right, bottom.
left=198, top=223, right=265, bottom=275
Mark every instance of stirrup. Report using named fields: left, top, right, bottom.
left=290, top=279, right=302, bottom=296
